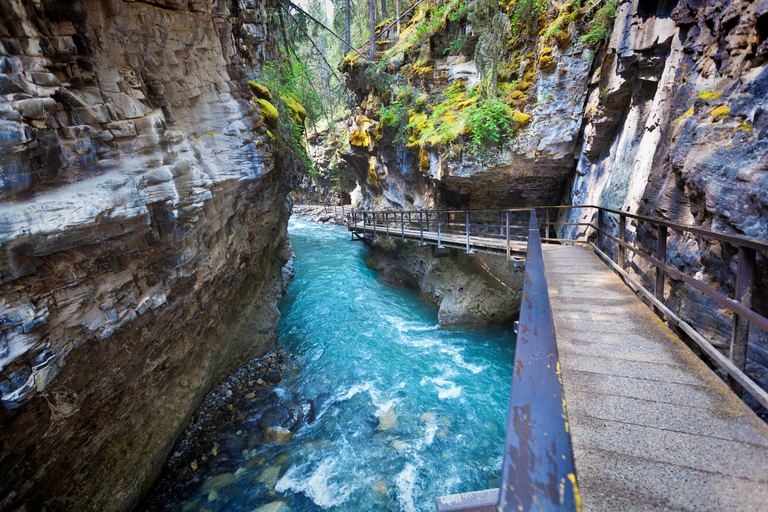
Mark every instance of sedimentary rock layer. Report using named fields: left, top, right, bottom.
left=0, top=0, right=293, bottom=509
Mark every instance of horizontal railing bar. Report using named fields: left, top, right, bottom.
left=589, top=242, right=768, bottom=411
left=593, top=225, right=768, bottom=333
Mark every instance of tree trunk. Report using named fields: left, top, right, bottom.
left=345, top=0, right=351, bottom=50
left=395, top=0, right=400, bottom=36
left=492, top=57, right=498, bottom=98
left=369, top=0, right=376, bottom=59
left=380, top=0, right=388, bottom=19
left=277, top=6, right=294, bottom=74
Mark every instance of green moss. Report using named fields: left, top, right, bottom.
left=280, top=93, right=307, bottom=126
left=255, top=98, right=278, bottom=128
left=248, top=80, right=272, bottom=100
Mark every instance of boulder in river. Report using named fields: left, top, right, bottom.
left=263, top=426, right=293, bottom=443
left=377, top=407, right=397, bottom=431
left=252, top=500, right=290, bottom=512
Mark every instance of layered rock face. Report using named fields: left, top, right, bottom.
left=367, top=238, right=523, bottom=326
left=0, top=0, right=294, bottom=510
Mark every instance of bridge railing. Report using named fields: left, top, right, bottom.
left=541, top=204, right=768, bottom=410
left=497, top=209, right=580, bottom=511
left=346, top=208, right=535, bottom=259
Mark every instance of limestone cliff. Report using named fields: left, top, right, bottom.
left=339, top=0, right=768, bottom=408
left=0, top=0, right=295, bottom=510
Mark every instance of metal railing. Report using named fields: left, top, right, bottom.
left=498, top=209, right=580, bottom=511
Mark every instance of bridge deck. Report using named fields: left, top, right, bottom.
left=543, top=245, right=768, bottom=511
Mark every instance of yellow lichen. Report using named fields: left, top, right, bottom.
left=697, top=90, right=722, bottom=100
left=711, top=105, right=730, bottom=120
left=255, top=98, right=278, bottom=128
left=672, top=106, right=694, bottom=124
left=349, top=115, right=374, bottom=148
left=419, top=146, right=430, bottom=169
left=280, top=93, right=307, bottom=126
left=511, top=110, right=531, bottom=124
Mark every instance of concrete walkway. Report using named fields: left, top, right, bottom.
left=542, top=245, right=768, bottom=512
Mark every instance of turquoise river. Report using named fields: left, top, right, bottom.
left=171, top=217, right=516, bottom=511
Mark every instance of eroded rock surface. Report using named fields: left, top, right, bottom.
left=0, top=0, right=295, bottom=509
left=367, top=237, right=523, bottom=326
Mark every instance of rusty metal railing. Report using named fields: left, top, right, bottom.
left=497, top=209, right=580, bottom=511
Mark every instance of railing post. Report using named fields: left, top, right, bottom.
left=466, top=211, right=471, bottom=253
left=619, top=214, right=626, bottom=270
left=729, top=246, right=756, bottom=392
left=437, top=211, right=442, bottom=247
left=597, top=208, right=605, bottom=252
left=545, top=208, right=550, bottom=240
left=425, top=211, right=429, bottom=232
left=401, top=212, right=405, bottom=240
left=373, top=212, right=377, bottom=236
left=419, top=211, right=424, bottom=245
left=655, top=225, right=667, bottom=311
left=385, top=212, right=389, bottom=238
left=506, top=211, right=511, bottom=262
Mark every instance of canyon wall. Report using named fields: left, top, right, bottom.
left=338, top=0, right=768, bottom=409
left=0, top=0, right=295, bottom=510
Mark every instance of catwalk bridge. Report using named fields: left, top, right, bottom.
left=346, top=205, right=768, bottom=512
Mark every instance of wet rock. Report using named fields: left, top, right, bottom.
left=266, top=372, right=282, bottom=384
left=377, top=407, right=397, bottom=431
left=253, top=501, right=290, bottom=512
left=257, top=405, right=296, bottom=431
left=257, top=466, right=283, bottom=489
left=301, top=399, right=316, bottom=424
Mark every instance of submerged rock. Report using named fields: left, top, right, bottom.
left=252, top=501, right=290, bottom=512
left=263, top=426, right=293, bottom=443
left=367, top=238, right=523, bottom=326
left=377, top=407, right=398, bottom=431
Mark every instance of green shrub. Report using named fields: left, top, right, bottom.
left=466, top=98, right=516, bottom=152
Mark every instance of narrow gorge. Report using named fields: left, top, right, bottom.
left=1, top=0, right=767, bottom=510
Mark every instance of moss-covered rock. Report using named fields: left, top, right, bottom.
left=248, top=80, right=272, bottom=100
left=280, top=93, right=307, bottom=126
left=255, top=98, right=279, bottom=128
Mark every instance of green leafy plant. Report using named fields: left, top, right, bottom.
left=579, top=0, right=617, bottom=47
left=443, top=33, right=469, bottom=55
left=466, top=98, right=519, bottom=152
